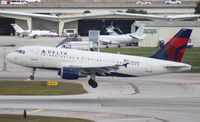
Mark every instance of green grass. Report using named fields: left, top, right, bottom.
left=0, top=114, right=94, bottom=122
left=101, top=47, right=200, bottom=73
left=101, top=47, right=157, bottom=56
left=0, top=81, right=87, bottom=95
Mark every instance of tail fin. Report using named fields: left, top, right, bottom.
left=106, top=26, right=123, bottom=35
left=132, top=24, right=145, bottom=38
left=151, top=28, right=192, bottom=62
left=106, top=26, right=119, bottom=35
left=10, top=24, right=24, bottom=33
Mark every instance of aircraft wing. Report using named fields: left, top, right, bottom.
left=99, top=39, right=120, bottom=44
left=168, top=15, right=200, bottom=21
left=59, top=62, right=128, bottom=75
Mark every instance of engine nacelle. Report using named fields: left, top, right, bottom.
left=59, top=67, right=80, bottom=80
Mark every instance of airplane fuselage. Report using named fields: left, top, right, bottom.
left=99, top=34, right=139, bottom=44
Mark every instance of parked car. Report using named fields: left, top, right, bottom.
left=136, top=0, right=151, bottom=5
left=165, top=0, right=181, bottom=4
left=25, top=0, right=41, bottom=2
left=62, top=29, right=78, bottom=37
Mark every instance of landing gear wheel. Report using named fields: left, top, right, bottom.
left=29, top=68, right=36, bottom=80
left=118, top=44, right=121, bottom=48
left=30, top=75, right=34, bottom=80
left=88, top=79, right=98, bottom=88
left=33, top=35, right=38, bottom=38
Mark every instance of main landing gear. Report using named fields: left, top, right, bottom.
left=88, top=72, right=98, bottom=88
left=29, top=68, right=36, bottom=80
left=118, top=44, right=121, bottom=48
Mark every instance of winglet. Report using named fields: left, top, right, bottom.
left=10, top=24, right=24, bottom=33
left=123, top=63, right=129, bottom=68
left=123, top=59, right=130, bottom=68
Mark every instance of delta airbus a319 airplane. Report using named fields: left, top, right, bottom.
left=7, top=28, right=192, bottom=88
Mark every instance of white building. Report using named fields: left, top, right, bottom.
left=136, top=21, right=200, bottom=47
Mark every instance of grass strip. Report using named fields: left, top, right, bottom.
left=0, top=114, right=94, bottom=122
left=0, top=81, right=87, bottom=95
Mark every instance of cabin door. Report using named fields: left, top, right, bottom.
left=145, top=62, right=152, bottom=73
left=31, top=50, right=39, bottom=61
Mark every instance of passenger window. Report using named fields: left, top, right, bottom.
left=15, top=50, right=25, bottom=54
left=21, top=50, right=25, bottom=54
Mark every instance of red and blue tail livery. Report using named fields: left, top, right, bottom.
left=151, top=28, right=192, bottom=62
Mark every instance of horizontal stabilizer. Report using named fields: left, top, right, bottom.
left=164, top=64, right=191, bottom=72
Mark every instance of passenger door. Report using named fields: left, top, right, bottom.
left=145, top=62, right=152, bottom=73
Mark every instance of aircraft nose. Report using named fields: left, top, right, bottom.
left=6, top=52, right=15, bottom=63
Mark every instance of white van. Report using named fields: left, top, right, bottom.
left=62, top=29, right=78, bottom=37
left=165, top=0, right=181, bottom=4
left=10, top=0, right=27, bottom=5
left=1, top=0, right=8, bottom=4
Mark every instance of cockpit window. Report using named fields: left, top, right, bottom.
left=15, top=50, right=25, bottom=54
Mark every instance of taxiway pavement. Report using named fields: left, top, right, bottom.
left=0, top=71, right=200, bottom=122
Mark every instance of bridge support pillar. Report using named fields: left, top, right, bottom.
left=27, top=18, right=32, bottom=31
left=58, top=21, right=65, bottom=36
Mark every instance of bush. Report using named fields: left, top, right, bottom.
left=194, top=2, right=200, bottom=14
left=126, top=8, right=147, bottom=14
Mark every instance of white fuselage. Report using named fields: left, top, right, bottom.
left=99, top=34, right=139, bottom=44
left=26, top=30, right=58, bottom=37
left=19, top=30, right=58, bottom=38
left=7, top=46, right=191, bottom=77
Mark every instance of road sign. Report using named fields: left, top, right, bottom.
left=89, top=30, right=100, bottom=43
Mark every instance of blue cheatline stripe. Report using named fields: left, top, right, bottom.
left=96, top=72, right=138, bottom=77
left=28, top=67, right=60, bottom=70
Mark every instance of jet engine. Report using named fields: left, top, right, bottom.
left=58, top=67, right=80, bottom=80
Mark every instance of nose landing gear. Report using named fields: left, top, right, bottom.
left=29, top=68, right=36, bottom=80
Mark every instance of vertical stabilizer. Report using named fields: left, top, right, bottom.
left=132, top=24, right=145, bottom=38
left=151, top=28, right=192, bottom=62
left=10, top=24, right=24, bottom=33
